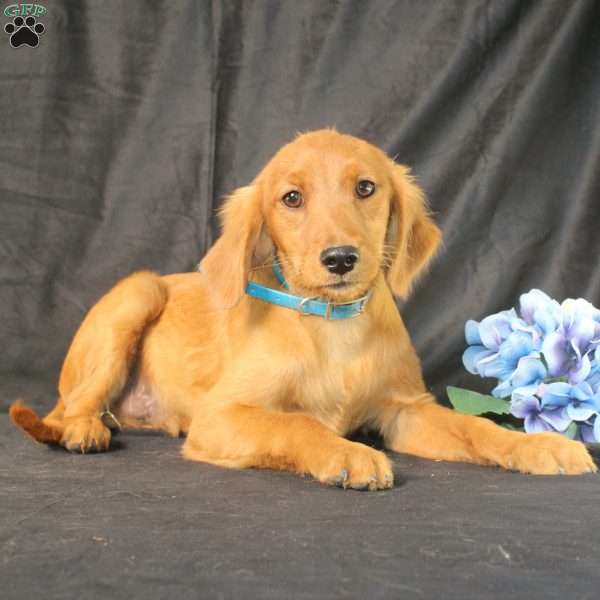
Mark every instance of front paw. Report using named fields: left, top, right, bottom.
left=312, top=441, right=394, bottom=491
left=505, top=432, right=597, bottom=475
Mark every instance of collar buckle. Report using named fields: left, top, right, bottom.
left=298, top=295, right=320, bottom=316
left=335, top=290, right=372, bottom=319
left=356, top=290, right=372, bottom=315
left=297, top=290, right=371, bottom=320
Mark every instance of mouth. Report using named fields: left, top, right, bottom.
left=318, top=276, right=363, bottom=291
left=316, top=278, right=369, bottom=298
left=321, top=281, right=352, bottom=289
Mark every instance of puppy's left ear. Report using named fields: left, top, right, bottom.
left=386, top=163, right=442, bottom=298
left=200, top=182, right=272, bottom=308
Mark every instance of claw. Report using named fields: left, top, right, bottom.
left=325, top=469, right=348, bottom=487
left=349, top=481, right=371, bottom=491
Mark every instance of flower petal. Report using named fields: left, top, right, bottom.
left=567, top=403, right=596, bottom=421
left=519, top=289, right=552, bottom=323
left=594, top=416, right=600, bottom=443
left=462, top=346, right=495, bottom=375
left=465, top=320, right=482, bottom=345
left=561, top=299, right=600, bottom=355
left=536, top=309, right=561, bottom=337
left=491, top=379, right=513, bottom=399
left=588, top=368, right=600, bottom=391
left=498, top=331, right=535, bottom=366
left=477, top=354, right=514, bottom=380
left=572, top=381, right=594, bottom=401
left=562, top=298, right=600, bottom=323
left=510, top=319, right=543, bottom=348
left=539, top=407, right=572, bottom=432
left=568, top=352, right=591, bottom=384
left=519, top=289, right=561, bottom=334
left=579, top=422, right=598, bottom=443
left=510, top=393, right=540, bottom=419
left=540, top=382, right=572, bottom=408
left=479, top=310, right=516, bottom=351
left=541, top=332, right=570, bottom=377
left=511, top=356, right=547, bottom=388
left=524, top=414, right=553, bottom=433
left=585, top=355, right=600, bottom=390
left=569, top=320, right=598, bottom=357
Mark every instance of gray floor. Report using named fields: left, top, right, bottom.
left=1, top=414, right=600, bottom=600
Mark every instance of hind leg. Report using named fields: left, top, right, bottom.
left=60, top=375, right=121, bottom=452
left=61, top=415, right=112, bottom=453
left=58, top=272, right=167, bottom=453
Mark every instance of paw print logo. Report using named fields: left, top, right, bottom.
left=4, top=15, right=45, bottom=48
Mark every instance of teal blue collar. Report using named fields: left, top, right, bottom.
left=245, top=260, right=372, bottom=320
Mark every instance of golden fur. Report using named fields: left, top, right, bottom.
left=10, top=130, right=596, bottom=489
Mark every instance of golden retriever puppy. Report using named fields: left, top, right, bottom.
left=10, top=129, right=596, bottom=490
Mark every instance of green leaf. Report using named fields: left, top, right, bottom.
left=562, top=421, right=578, bottom=440
left=500, top=422, right=524, bottom=431
left=447, top=386, right=511, bottom=416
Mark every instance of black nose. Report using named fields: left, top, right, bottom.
left=320, top=246, right=360, bottom=275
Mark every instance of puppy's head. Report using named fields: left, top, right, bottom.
left=201, top=129, right=441, bottom=307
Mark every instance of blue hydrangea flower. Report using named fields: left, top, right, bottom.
left=462, top=308, right=546, bottom=398
left=541, top=298, right=600, bottom=384
left=518, top=289, right=562, bottom=338
left=462, top=289, right=600, bottom=441
left=510, top=378, right=600, bottom=440
left=509, top=384, right=571, bottom=434
left=540, top=381, right=600, bottom=421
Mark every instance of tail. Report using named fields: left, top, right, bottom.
left=9, top=399, right=64, bottom=444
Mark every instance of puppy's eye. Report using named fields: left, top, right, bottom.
left=282, top=190, right=303, bottom=208
left=356, top=180, right=376, bottom=198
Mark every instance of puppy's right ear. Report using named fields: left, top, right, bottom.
left=200, top=183, right=270, bottom=308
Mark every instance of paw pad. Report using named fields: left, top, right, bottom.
left=4, top=16, right=45, bottom=48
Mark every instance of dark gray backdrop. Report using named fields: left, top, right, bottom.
left=1, top=0, right=599, bottom=409
left=2, top=3, right=600, bottom=600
